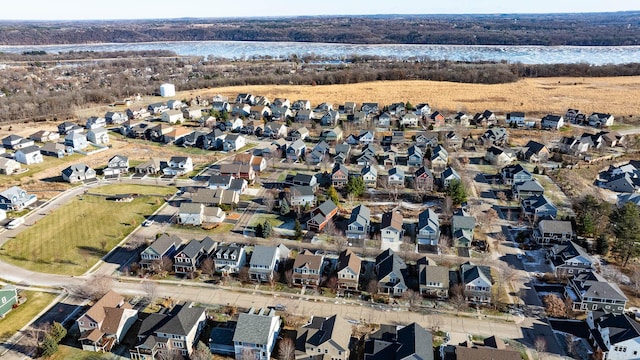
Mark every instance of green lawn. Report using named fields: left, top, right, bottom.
left=89, top=183, right=177, bottom=196
left=0, top=291, right=57, bottom=341
left=249, top=213, right=285, bottom=227
left=48, top=345, right=112, bottom=360
left=238, top=142, right=257, bottom=153
left=276, top=171, right=289, bottom=182
left=0, top=185, right=172, bottom=275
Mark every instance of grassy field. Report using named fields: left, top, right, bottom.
left=249, top=213, right=285, bottom=227
left=0, top=291, right=57, bottom=341
left=0, top=185, right=174, bottom=275
left=189, top=77, right=640, bottom=120
left=48, top=345, right=112, bottom=360
left=89, top=184, right=177, bottom=196
left=0, top=153, right=85, bottom=183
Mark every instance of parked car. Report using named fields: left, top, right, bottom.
left=142, top=219, right=154, bottom=227
left=6, top=217, right=25, bottom=229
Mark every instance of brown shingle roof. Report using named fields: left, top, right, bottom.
left=84, top=290, right=124, bottom=325
left=381, top=211, right=403, bottom=232
left=337, top=249, right=361, bottom=273
left=293, top=250, right=323, bottom=272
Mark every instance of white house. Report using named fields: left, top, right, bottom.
left=178, top=203, right=205, bottom=226
left=14, top=146, right=43, bottom=165
left=223, top=134, right=246, bottom=152
left=541, top=114, right=565, bottom=130
left=86, top=127, right=110, bottom=144
left=233, top=308, right=281, bottom=360
left=587, top=311, right=640, bottom=360
left=380, top=211, right=404, bottom=251
left=163, top=156, right=193, bottom=176
left=161, top=109, right=184, bottom=124
left=401, top=113, right=420, bottom=127
left=160, top=83, right=176, bottom=97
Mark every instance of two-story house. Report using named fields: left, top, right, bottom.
left=414, top=166, right=435, bottom=192
left=452, top=210, right=476, bottom=249
left=331, top=163, right=349, bottom=188
left=139, top=234, right=182, bottom=269
left=77, top=291, right=137, bottom=353
left=430, top=145, right=448, bottom=171
left=173, top=237, right=217, bottom=274
left=0, top=186, right=37, bottom=211
left=105, top=155, right=129, bottom=176
left=223, top=134, right=247, bottom=152
left=485, top=146, right=515, bottom=166
left=249, top=245, right=290, bottom=283
left=533, top=220, right=574, bottom=244
left=130, top=303, right=206, bottom=359
left=292, top=250, right=324, bottom=287
left=364, top=323, right=433, bottom=360
left=86, top=116, right=107, bottom=129
left=361, top=166, right=378, bottom=188
left=441, top=167, right=461, bottom=189
left=306, top=201, right=338, bottom=232
left=380, top=211, right=404, bottom=251
left=519, top=140, right=550, bottom=163
left=345, top=205, right=371, bottom=240
left=14, top=145, right=43, bottom=165
left=506, top=112, right=525, bottom=126
left=387, top=167, right=405, bottom=188
left=513, top=179, right=545, bottom=200
left=287, top=186, right=316, bottom=207
left=87, top=127, right=110, bottom=145
left=416, top=209, right=440, bottom=253
left=547, top=241, right=596, bottom=278
left=501, top=163, right=533, bottom=185
left=233, top=308, right=281, bottom=360
left=62, top=163, right=97, bottom=183
left=566, top=271, right=628, bottom=315
left=162, top=156, right=193, bottom=176
left=177, top=203, right=205, bottom=226
left=541, top=114, right=565, bottom=130
left=376, top=249, right=408, bottom=296
left=460, top=262, right=493, bottom=304
left=287, top=139, right=306, bottom=162
left=587, top=311, right=640, bottom=360
left=336, top=249, right=361, bottom=291
left=295, top=315, right=351, bottom=360
left=65, top=132, right=88, bottom=151
left=213, top=244, right=246, bottom=276
left=521, top=194, right=558, bottom=220
left=419, top=263, right=450, bottom=299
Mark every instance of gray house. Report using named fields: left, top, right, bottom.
left=521, top=194, right=557, bottom=220
left=0, top=186, right=37, bottom=211
left=345, top=205, right=371, bottom=240
left=64, top=132, right=88, bottom=151
left=565, top=270, right=627, bottom=314
left=461, top=262, right=493, bottom=304
left=62, top=163, right=97, bottom=183
left=533, top=220, right=574, bottom=244
left=418, top=264, right=450, bottom=299
left=547, top=241, right=596, bottom=278
left=249, top=245, right=289, bottom=282
left=139, top=234, right=182, bottom=269
left=416, top=209, right=440, bottom=252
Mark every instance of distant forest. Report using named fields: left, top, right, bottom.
left=0, top=12, right=639, bottom=46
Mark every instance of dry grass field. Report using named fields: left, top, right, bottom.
left=180, top=77, right=640, bottom=121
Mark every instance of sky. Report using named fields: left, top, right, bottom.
left=1, top=0, right=638, bottom=21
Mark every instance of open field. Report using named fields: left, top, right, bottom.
left=173, top=77, right=640, bottom=121
left=48, top=345, right=111, bottom=360
left=0, top=185, right=173, bottom=275
left=89, top=184, right=177, bottom=197
left=0, top=291, right=57, bottom=341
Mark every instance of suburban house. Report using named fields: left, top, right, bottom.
left=148, top=124, right=174, bottom=143
left=105, top=155, right=129, bottom=176
left=501, top=164, right=533, bottom=185
left=414, top=166, right=435, bottom=191
left=331, top=163, right=349, bottom=188
left=213, top=244, right=246, bottom=275
left=233, top=308, right=281, bottom=360
left=173, top=237, right=217, bottom=274
left=321, top=110, right=340, bottom=126
left=87, top=127, right=110, bottom=144
left=139, top=234, right=182, bottom=269
left=62, top=163, right=97, bottom=183
left=64, top=132, right=88, bottom=151
left=565, top=270, right=627, bottom=314
left=14, top=145, right=43, bottom=165
left=29, top=130, right=60, bottom=143
left=415, top=132, right=439, bottom=148
left=519, top=140, right=550, bottom=163
left=249, top=245, right=290, bottom=283
left=0, top=186, right=37, bottom=210
left=375, top=249, right=408, bottom=296
left=105, top=111, right=128, bottom=124
left=377, top=112, right=392, bottom=127
left=86, top=116, right=107, bottom=129
left=364, top=322, right=433, bottom=360
left=291, top=174, right=318, bottom=189
left=39, top=142, right=68, bottom=158
left=472, top=110, right=497, bottom=127
left=419, top=264, right=450, bottom=299
left=541, top=114, right=565, bottom=130
left=430, top=145, right=448, bottom=171
left=287, top=186, right=316, bottom=207
left=430, top=111, right=445, bottom=127
left=484, top=146, right=514, bottom=166
left=506, top=112, right=525, bottom=125
left=345, top=205, right=371, bottom=240
left=401, top=113, right=420, bottom=127
left=58, top=121, right=80, bottom=135
left=481, top=127, right=508, bottom=146
left=415, top=103, right=432, bottom=117
left=292, top=250, right=325, bottom=287
left=250, top=105, right=272, bottom=120
left=566, top=109, right=583, bottom=124
left=292, top=99, right=311, bottom=111
left=77, top=291, right=137, bottom=353
left=587, top=311, right=640, bottom=360
left=452, top=210, right=476, bottom=249
left=287, top=127, right=310, bottom=142
left=161, top=109, right=184, bottom=124
left=380, top=211, right=404, bottom=251
left=163, top=127, right=191, bottom=144
left=129, top=303, right=206, bottom=359
left=547, top=241, right=597, bottom=278
left=460, top=262, right=493, bottom=304
left=134, top=158, right=164, bottom=175
left=336, top=249, right=361, bottom=291
left=588, top=112, right=615, bottom=128
left=163, top=156, right=193, bottom=176
left=521, top=194, right=557, bottom=220
left=0, top=286, right=18, bottom=318
left=223, top=134, right=246, bottom=152
left=294, top=315, right=351, bottom=360
left=441, top=167, right=461, bottom=188
left=2, top=135, right=34, bottom=150
left=361, top=102, right=379, bottom=115
left=387, top=167, right=405, bottom=188
left=320, top=127, right=343, bottom=143
left=295, top=109, right=314, bottom=122
left=286, top=139, right=306, bottom=162
left=177, top=203, right=205, bottom=226
left=513, top=179, right=545, bottom=200
left=416, top=209, right=440, bottom=252
left=0, top=158, right=21, bottom=175
left=263, top=122, right=288, bottom=139
left=533, top=220, right=574, bottom=244
left=219, top=163, right=255, bottom=183
left=406, top=145, right=424, bottom=167
left=361, top=166, right=379, bottom=188
left=192, top=188, right=239, bottom=208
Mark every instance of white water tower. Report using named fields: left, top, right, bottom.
left=160, top=83, right=176, bottom=97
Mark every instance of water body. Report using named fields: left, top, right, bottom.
left=1, top=41, right=639, bottom=65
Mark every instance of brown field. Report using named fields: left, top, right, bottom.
left=182, top=77, right=640, bottom=121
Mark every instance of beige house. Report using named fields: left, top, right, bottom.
left=294, top=315, right=351, bottom=360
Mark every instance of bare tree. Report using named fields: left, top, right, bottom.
left=534, top=337, right=547, bottom=356
left=367, top=279, right=379, bottom=295
left=142, top=280, right=158, bottom=303
left=401, top=289, right=421, bottom=308
left=263, top=190, right=276, bottom=213
left=284, top=269, right=294, bottom=287
left=151, top=256, right=173, bottom=274
left=334, top=236, right=349, bottom=253
left=200, top=257, right=215, bottom=279
left=442, top=196, right=454, bottom=224
left=497, top=263, right=518, bottom=283
left=238, top=267, right=251, bottom=284
left=430, top=315, right=443, bottom=333
left=543, top=294, right=568, bottom=318
left=278, top=338, right=296, bottom=360
left=449, top=284, right=468, bottom=313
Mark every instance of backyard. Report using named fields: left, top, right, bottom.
left=0, top=184, right=175, bottom=275
left=0, top=291, right=57, bottom=342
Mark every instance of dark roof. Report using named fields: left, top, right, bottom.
left=315, top=200, right=337, bottom=217
left=365, top=323, right=433, bottom=360
left=156, top=303, right=205, bottom=336
left=376, top=249, right=407, bottom=283
left=596, top=313, right=640, bottom=345
left=523, top=140, right=547, bottom=154
left=461, top=263, right=492, bottom=285
left=250, top=245, right=278, bottom=267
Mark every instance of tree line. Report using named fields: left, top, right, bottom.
left=0, top=12, right=639, bottom=46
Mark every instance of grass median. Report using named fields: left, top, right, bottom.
left=0, top=184, right=175, bottom=275
left=0, top=291, right=57, bottom=342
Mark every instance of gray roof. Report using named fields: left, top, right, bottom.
left=461, top=263, right=492, bottom=285
left=419, top=265, right=450, bottom=287
left=178, top=239, right=205, bottom=259
left=147, top=234, right=182, bottom=256
left=179, top=202, right=203, bottom=214
left=156, top=303, right=206, bottom=336
left=452, top=215, right=476, bottom=232
left=291, top=185, right=314, bottom=197
left=17, top=145, right=40, bottom=154
left=233, top=309, right=279, bottom=345
left=538, top=220, right=573, bottom=234
left=515, top=179, right=544, bottom=192
left=418, top=209, right=439, bottom=230
left=315, top=200, right=337, bottom=217
left=349, top=205, right=371, bottom=227
left=250, top=245, right=278, bottom=267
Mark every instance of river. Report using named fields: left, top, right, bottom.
left=0, top=41, right=639, bottom=65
